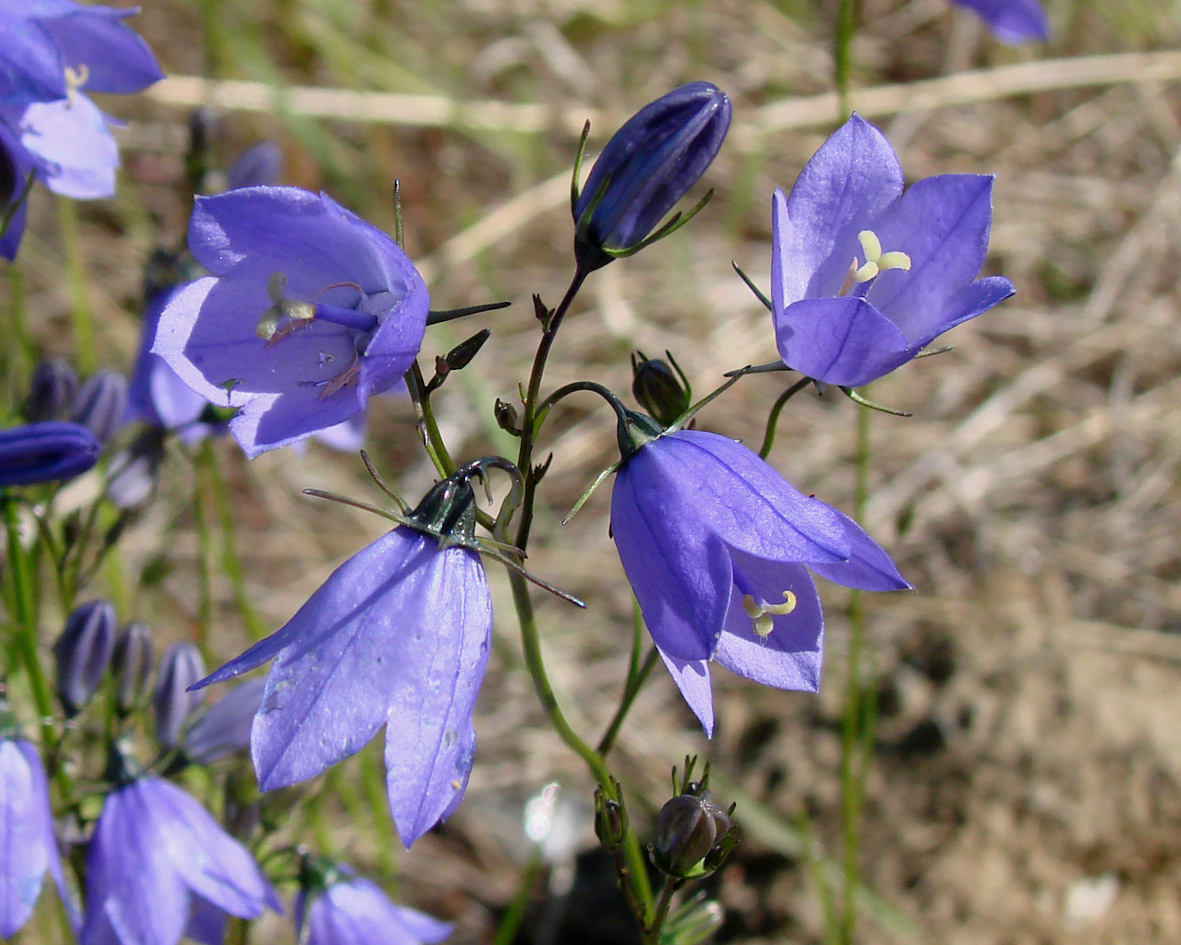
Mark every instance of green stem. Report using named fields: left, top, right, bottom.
left=837, top=402, right=872, bottom=945
left=57, top=198, right=95, bottom=375
left=758, top=376, right=812, bottom=459
left=597, top=645, right=658, bottom=757
left=3, top=498, right=71, bottom=800
left=835, top=0, right=858, bottom=120
left=491, top=846, right=545, bottom=945
left=199, top=446, right=266, bottom=640
left=642, top=880, right=681, bottom=945
left=406, top=360, right=456, bottom=478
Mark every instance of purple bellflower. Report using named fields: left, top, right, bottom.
left=82, top=774, right=279, bottom=945
left=0, top=420, right=100, bottom=487
left=0, top=1, right=162, bottom=259
left=611, top=419, right=909, bottom=735
left=191, top=464, right=495, bottom=847
left=574, top=81, right=730, bottom=271
left=153, top=186, right=430, bottom=457
left=949, top=0, right=1049, bottom=44
left=770, top=115, right=1014, bottom=389
left=0, top=732, right=78, bottom=937
left=296, top=859, right=451, bottom=945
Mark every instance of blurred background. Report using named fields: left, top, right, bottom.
left=5, top=0, right=1181, bottom=942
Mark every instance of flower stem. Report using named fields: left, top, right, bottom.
left=835, top=0, right=858, bottom=121
left=406, top=360, right=456, bottom=478
left=837, top=402, right=872, bottom=945
left=758, top=376, right=813, bottom=458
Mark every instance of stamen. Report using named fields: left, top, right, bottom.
left=741, top=590, right=798, bottom=639
left=256, top=271, right=317, bottom=342
left=64, top=64, right=89, bottom=106
left=852, top=229, right=911, bottom=284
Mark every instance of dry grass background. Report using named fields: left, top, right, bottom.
left=6, top=0, right=1181, bottom=942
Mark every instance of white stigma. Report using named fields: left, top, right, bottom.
left=741, top=590, right=798, bottom=639
left=852, top=229, right=911, bottom=284
left=256, top=271, right=316, bottom=342
left=63, top=64, right=90, bottom=107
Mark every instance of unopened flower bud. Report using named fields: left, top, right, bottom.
left=0, top=421, right=100, bottom=487
left=183, top=677, right=265, bottom=765
left=445, top=328, right=492, bottom=372
left=225, top=141, right=283, bottom=191
left=70, top=369, right=128, bottom=445
left=24, top=359, right=79, bottom=422
left=593, top=782, right=629, bottom=852
left=111, top=622, right=154, bottom=716
left=54, top=600, right=117, bottom=717
left=494, top=398, right=520, bottom=436
left=573, top=81, right=730, bottom=272
left=631, top=351, right=691, bottom=428
left=653, top=793, right=733, bottom=879
left=153, top=643, right=205, bottom=748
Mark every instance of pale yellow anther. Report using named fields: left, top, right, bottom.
left=63, top=64, right=90, bottom=106
left=742, top=591, right=798, bottom=639
left=257, top=271, right=315, bottom=342
left=853, top=229, right=911, bottom=284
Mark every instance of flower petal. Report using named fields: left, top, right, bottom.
left=774, top=295, right=911, bottom=387
left=868, top=174, right=1000, bottom=346
left=716, top=553, right=823, bottom=692
left=383, top=546, right=491, bottom=847
left=657, top=651, right=715, bottom=737
left=18, top=94, right=117, bottom=199
left=771, top=115, right=903, bottom=308
left=950, top=0, right=1050, bottom=44
left=42, top=6, right=163, bottom=94
left=808, top=510, right=912, bottom=592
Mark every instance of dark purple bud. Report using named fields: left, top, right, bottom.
left=70, top=370, right=128, bottom=445
left=631, top=351, right=691, bottom=428
left=153, top=643, right=206, bottom=748
left=0, top=140, right=15, bottom=206
left=226, top=141, right=283, bottom=190
left=54, top=600, right=117, bottom=717
left=494, top=398, right=520, bottom=436
left=0, top=422, right=100, bottom=487
left=573, top=81, right=730, bottom=271
left=183, top=677, right=265, bottom=765
left=444, top=328, right=491, bottom=372
left=653, top=793, right=733, bottom=879
left=111, top=622, right=154, bottom=716
left=24, top=358, right=79, bottom=422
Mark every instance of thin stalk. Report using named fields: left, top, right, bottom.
left=406, top=360, right=456, bottom=478
left=57, top=198, right=96, bottom=375
left=642, top=880, right=681, bottom=945
left=835, top=0, right=858, bottom=121
left=199, top=446, right=266, bottom=640
left=597, top=646, right=658, bottom=757
left=758, top=376, right=812, bottom=458
left=837, top=403, right=872, bottom=945
left=491, top=846, right=545, bottom=945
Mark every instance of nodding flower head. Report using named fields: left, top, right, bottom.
left=152, top=186, right=430, bottom=457
left=948, top=0, right=1049, bottom=45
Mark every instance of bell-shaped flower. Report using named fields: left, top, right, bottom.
left=771, top=115, right=1014, bottom=389
left=573, top=81, right=730, bottom=271
left=81, top=774, right=279, bottom=945
left=611, top=423, right=909, bottom=735
left=0, top=420, right=100, bottom=487
left=949, top=0, right=1049, bottom=44
left=0, top=735, right=78, bottom=937
left=153, top=186, right=430, bottom=457
left=0, top=0, right=162, bottom=107
left=191, top=469, right=493, bottom=847
left=295, top=859, right=451, bottom=945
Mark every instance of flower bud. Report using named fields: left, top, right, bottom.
left=494, top=398, right=520, bottom=436
left=225, top=141, right=283, bottom=191
left=54, top=599, right=117, bottom=717
left=573, top=81, right=730, bottom=271
left=183, top=677, right=265, bottom=765
left=631, top=351, right=691, bottom=428
left=652, top=793, right=733, bottom=879
left=593, top=781, right=630, bottom=852
left=24, top=358, right=79, bottom=422
left=111, top=621, right=154, bottom=716
left=0, top=421, right=100, bottom=487
left=70, top=369, right=128, bottom=445
left=152, top=643, right=206, bottom=748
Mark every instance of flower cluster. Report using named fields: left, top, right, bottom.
left=0, top=0, right=163, bottom=259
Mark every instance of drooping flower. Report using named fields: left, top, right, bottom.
left=573, top=81, right=730, bottom=271
left=153, top=186, right=430, bottom=457
left=191, top=466, right=493, bottom=846
left=0, top=732, right=78, bottom=937
left=0, top=0, right=162, bottom=259
left=611, top=420, right=909, bottom=735
left=0, top=0, right=163, bottom=107
left=295, top=858, right=451, bottom=945
left=770, top=114, right=1014, bottom=389
left=82, top=774, right=279, bottom=945
left=949, top=0, right=1049, bottom=44
left=0, top=420, right=100, bottom=487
